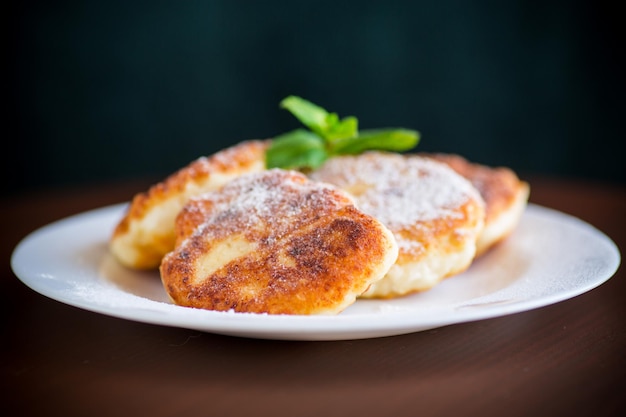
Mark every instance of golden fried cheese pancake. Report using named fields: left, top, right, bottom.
left=110, top=140, right=269, bottom=269
left=160, top=169, right=398, bottom=315
left=309, top=152, right=485, bottom=299
left=422, top=153, right=530, bottom=256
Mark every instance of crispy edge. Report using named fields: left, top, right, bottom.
left=110, top=140, right=269, bottom=269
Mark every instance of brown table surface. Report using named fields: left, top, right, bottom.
left=1, top=175, right=624, bottom=417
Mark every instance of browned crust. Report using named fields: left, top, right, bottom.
left=110, top=140, right=269, bottom=269
left=310, top=152, right=485, bottom=264
left=392, top=195, right=484, bottom=265
left=113, top=140, right=269, bottom=237
left=420, top=153, right=527, bottom=225
left=160, top=170, right=397, bottom=315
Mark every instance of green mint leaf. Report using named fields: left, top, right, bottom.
left=332, top=128, right=420, bottom=155
left=325, top=112, right=340, bottom=128
left=280, top=96, right=330, bottom=137
left=325, top=115, right=358, bottom=142
left=265, top=129, right=328, bottom=169
left=280, top=96, right=358, bottom=141
left=270, top=95, right=420, bottom=170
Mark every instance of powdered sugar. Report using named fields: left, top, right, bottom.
left=184, top=169, right=349, bottom=241
left=310, top=153, right=481, bottom=229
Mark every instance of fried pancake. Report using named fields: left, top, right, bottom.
left=110, top=140, right=269, bottom=269
left=309, top=152, right=485, bottom=298
left=421, top=153, right=529, bottom=256
left=160, top=169, right=398, bottom=315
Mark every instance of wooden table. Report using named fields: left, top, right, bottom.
left=2, top=175, right=624, bottom=417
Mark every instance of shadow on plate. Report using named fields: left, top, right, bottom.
left=98, top=250, right=170, bottom=303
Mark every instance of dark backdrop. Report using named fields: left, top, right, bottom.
left=7, top=0, right=625, bottom=196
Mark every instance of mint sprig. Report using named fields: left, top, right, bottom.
left=266, top=96, right=420, bottom=170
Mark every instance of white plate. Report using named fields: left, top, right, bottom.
left=11, top=203, right=620, bottom=341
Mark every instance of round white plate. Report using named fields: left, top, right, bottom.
left=11, top=203, right=620, bottom=341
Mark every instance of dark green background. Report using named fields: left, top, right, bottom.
left=8, top=1, right=624, bottom=196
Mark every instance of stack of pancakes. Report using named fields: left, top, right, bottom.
left=110, top=140, right=529, bottom=314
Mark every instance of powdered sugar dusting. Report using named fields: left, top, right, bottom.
left=310, top=153, right=480, bottom=230
left=184, top=169, right=349, bottom=241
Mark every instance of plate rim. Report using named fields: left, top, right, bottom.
left=11, top=203, right=621, bottom=341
